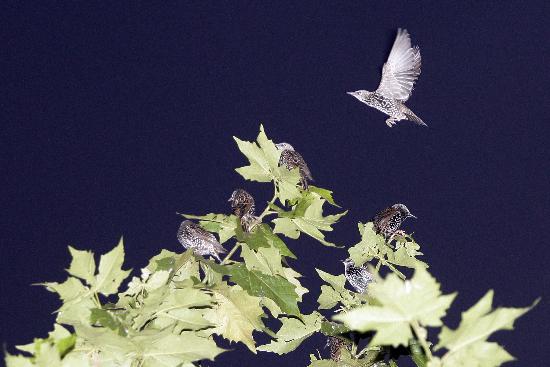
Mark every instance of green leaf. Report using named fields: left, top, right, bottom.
left=334, top=268, right=456, bottom=347
left=241, top=243, right=285, bottom=275
left=153, top=288, right=214, bottom=332
left=90, top=308, right=127, bottom=336
left=134, top=331, right=225, bottom=366
left=182, top=213, right=238, bottom=244
left=226, top=263, right=300, bottom=316
left=257, top=312, right=322, bottom=354
left=315, top=269, right=357, bottom=310
left=273, top=194, right=347, bottom=247
left=240, top=223, right=296, bottom=259
left=5, top=353, right=34, bottom=367
left=349, top=222, right=426, bottom=273
left=308, top=186, right=340, bottom=207
left=435, top=290, right=538, bottom=366
left=234, top=125, right=302, bottom=203
left=92, top=239, right=132, bottom=296
left=439, top=342, right=514, bottom=367
left=204, top=284, right=265, bottom=352
left=234, top=125, right=279, bottom=183
left=66, top=246, right=96, bottom=285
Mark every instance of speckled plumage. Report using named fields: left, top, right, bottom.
left=348, top=28, right=427, bottom=127
left=228, top=189, right=259, bottom=232
left=342, top=258, right=374, bottom=293
left=373, top=203, right=416, bottom=240
left=177, top=220, right=227, bottom=261
left=275, top=142, right=313, bottom=189
left=228, top=189, right=255, bottom=217
left=325, top=336, right=351, bottom=361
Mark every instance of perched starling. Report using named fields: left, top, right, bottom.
left=177, top=220, right=227, bottom=262
left=373, top=203, right=416, bottom=240
left=342, top=258, right=374, bottom=293
left=348, top=28, right=427, bottom=127
left=275, top=142, right=313, bottom=189
left=325, top=336, right=351, bottom=362
left=228, top=189, right=259, bottom=232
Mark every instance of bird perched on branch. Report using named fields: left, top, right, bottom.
left=177, top=220, right=227, bottom=262
left=342, top=258, right=374, bottom=293
left=348, top=28, right=427, bottom=127
left=325, top=336, right=352, bottom=362
left=373, top=203, right=416, bottom=241
left=275, top=142, right=313, bottom=189
left=228, top=189, right=258, bottom=232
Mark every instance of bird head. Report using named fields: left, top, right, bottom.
left=180, top=219, right=193, bottom=228
left=347, top=90, right=372, bottom=101
left=392, top=203, right=417, bottom=219
left=275, top=142, right=295, bottom=151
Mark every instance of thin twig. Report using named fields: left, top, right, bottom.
left=220, top=242, right=241, bottom=265
left=411, top=320, right=433, bottom=360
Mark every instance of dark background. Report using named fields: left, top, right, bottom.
left=1, top=2, right=548, bottom=366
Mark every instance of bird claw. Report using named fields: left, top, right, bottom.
left=385, top=118, right=396, bottom=127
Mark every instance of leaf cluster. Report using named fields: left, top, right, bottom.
left=4, top=126, right=537, bottom=367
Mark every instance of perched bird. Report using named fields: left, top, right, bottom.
left=228, top=189, right=256, bottom=217
left=342, top=258, right=374, bottom=293
left=275, top=142, right=314, bottom=189
left=348, top=28, right=427, bottom=127
left=373, top=203, right=416, bottom=241
left=177, top=220, right=227, bottom=262
left=228, top=189, right=258, bottom=232
left=325, top=336, right=351, bottom=362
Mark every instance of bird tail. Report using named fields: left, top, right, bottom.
left=403, top=107, right=427, bottom=127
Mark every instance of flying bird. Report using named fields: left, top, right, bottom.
left=342, top=258, right=374, bottom=293
left=177, top=220, right=227, bottom=262
left=373, top=203, right=416, bottom=241
left=348, top=28, right=427, bottom=127
left=228, top=189, right=259, bottom=232
left=275, top=142, right=313, bottom=189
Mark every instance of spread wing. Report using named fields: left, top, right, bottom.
left=376, top=29, right=421, bottom=102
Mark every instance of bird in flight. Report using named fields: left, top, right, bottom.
left=348, top=28, right=427, bottom=127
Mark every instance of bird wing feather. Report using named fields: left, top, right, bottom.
left=376, top=29, right=421, bottom=102
left=194, top=225, right=227, bottom=253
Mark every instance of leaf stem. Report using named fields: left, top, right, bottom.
left=220, top=242, right=241, bottom=265
left=258, top=182, right=278, bottom=221
left=410, top=320, right=432, bottom=360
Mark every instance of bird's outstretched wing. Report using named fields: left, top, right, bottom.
left=376, top=29, right=421, bottom=102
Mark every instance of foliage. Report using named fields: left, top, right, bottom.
left=4, top=126, right=536, bottom=367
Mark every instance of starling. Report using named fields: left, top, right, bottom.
left=348, top=28, right=427, bottom=127
left=228, top=189, right=259, bottom=232
left=177, top=220, right=227, bottom=262
left=373, top=203, right=416, bottom=241
left=325, top=336, right=351, bottom=362
left=228, top=189, right=255, bottom=217
left=342, top=258, right=374, bottom=293
left=275, top=142, right=313, bottom=189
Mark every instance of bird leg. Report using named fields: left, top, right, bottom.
left=385, top=117, right=397, bottom=127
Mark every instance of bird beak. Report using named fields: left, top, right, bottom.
left=346, top=91, right=355, bottom=96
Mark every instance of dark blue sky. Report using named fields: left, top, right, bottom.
left=1, top=2, right=548, bottom=366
